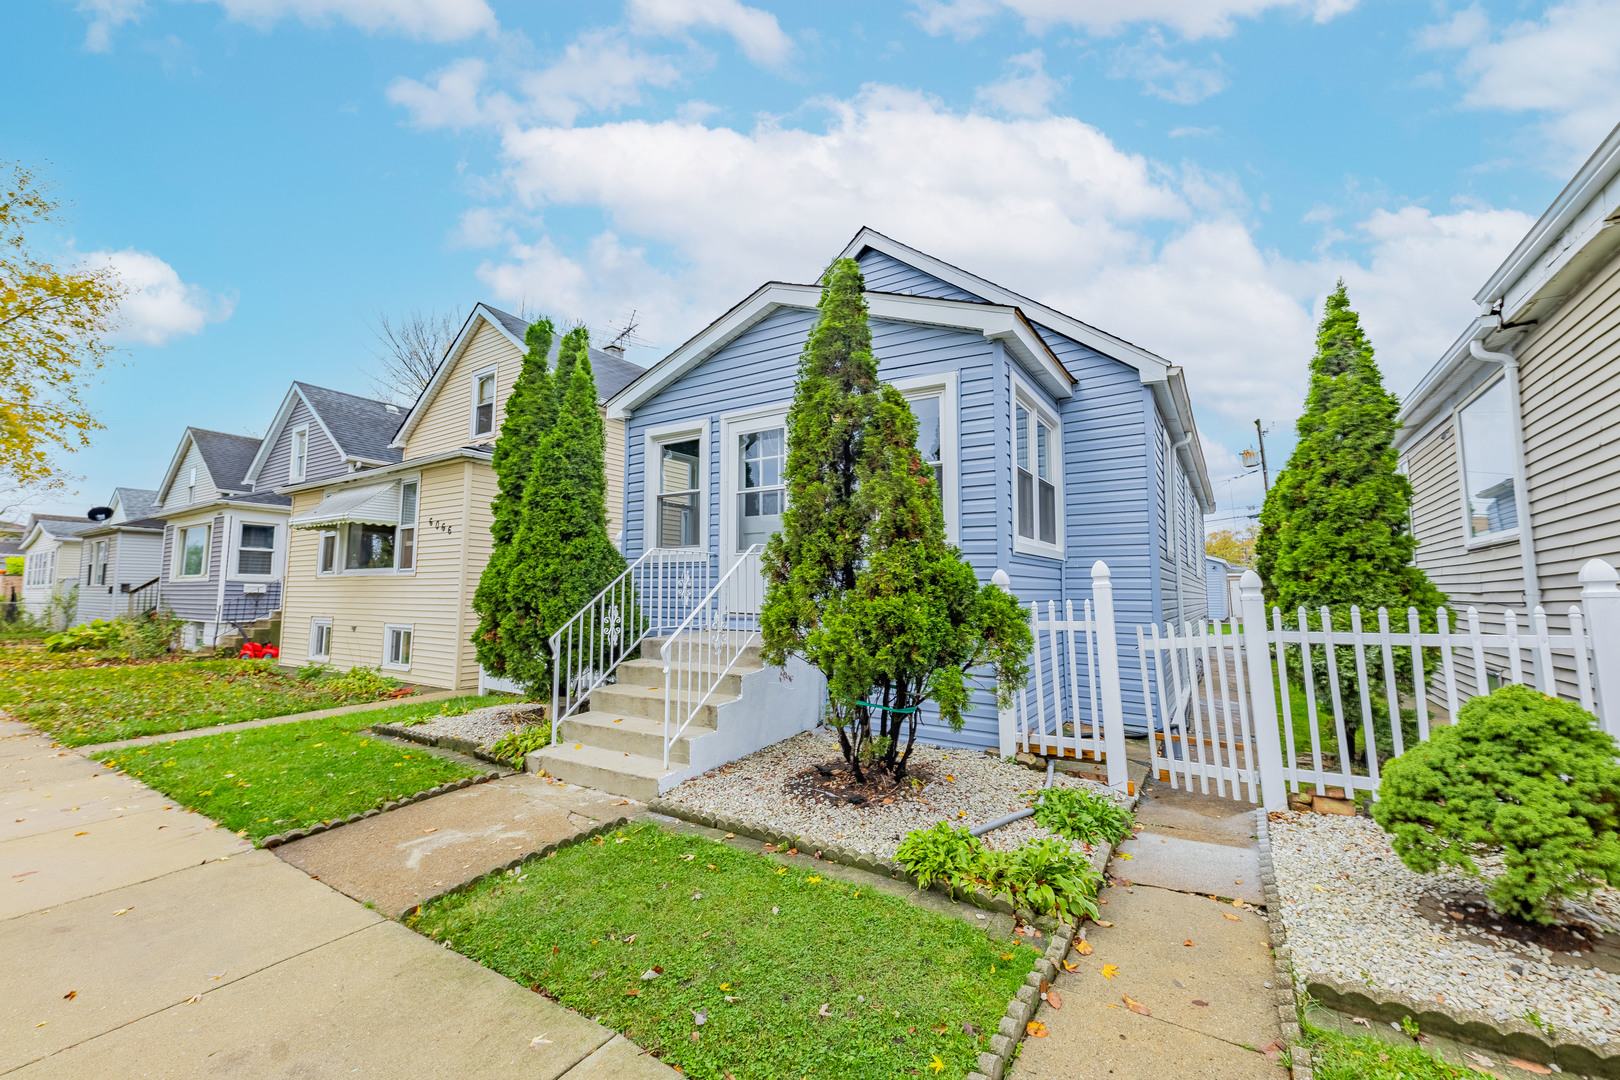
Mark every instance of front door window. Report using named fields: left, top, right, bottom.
left=737, top=427, right=784, bottom=551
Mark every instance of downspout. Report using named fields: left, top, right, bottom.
left=1168, top=432, right=1193, bottom=627
left=1467, top=330, right=1540, bottom=612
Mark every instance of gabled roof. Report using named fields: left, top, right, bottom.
left=242, top=382, right=405, bottom=487
left=156, top=427, right=263, bottom=505
left=391, top=304, right=646, bottom=449
left=110, top=487, right=158, bottom=522
left=606, top=282, right=1072, bottom=420
left=20, top=514, right=90, bottom=549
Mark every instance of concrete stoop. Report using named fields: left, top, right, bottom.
left=529, top=638, right=822, bottom=800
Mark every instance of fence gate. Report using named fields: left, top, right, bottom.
left=1137, top=618, right=1262, bottom=803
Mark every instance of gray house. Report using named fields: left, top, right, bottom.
left=241, top=381, right=406, bottom=492
left=154, top=428, right=290, bottom=649
left=73, top=487, right=166, bottom=625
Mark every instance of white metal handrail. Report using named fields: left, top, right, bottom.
left=549, top=548, right=715, bottom=738
left=661, top=546, right=764, bottom=768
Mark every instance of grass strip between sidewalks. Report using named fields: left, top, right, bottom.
left=91, top=696, right=490, bottom=841
left=411, top=823, right=1038, bottom=1079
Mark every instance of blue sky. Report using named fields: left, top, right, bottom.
left=8, top=0, right=1618, bottom=528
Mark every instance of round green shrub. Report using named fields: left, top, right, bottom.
left=1371, top=684, right=1620, bottom=924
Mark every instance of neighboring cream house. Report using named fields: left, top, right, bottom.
left=274, top=305, right=643, bottom=689
left=17, top=514, right=88, bottom=623
left=1396, top=120, right=1620, bottom=698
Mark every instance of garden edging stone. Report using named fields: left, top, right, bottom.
left=371, top=722, right=514, bottom=768
left=261, top=770, right=505, bottom=849
left=1257, top=809, right=1311, bottom=1080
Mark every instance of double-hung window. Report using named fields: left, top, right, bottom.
left=383, top=624, right=413, bottom=670
left=291, top=427, right=308, bottom=482
left=309, top=618, right=332, bottom=661
left=238, top=523, right=276, bottom=575
left=1456, top=378, right=1517, bottom=540
left=396, top=481, right=418, bottom=570
left=178, top=523, right=210, bottom=577
left=472, top=370, right=496, bottom=437
left=1014, top=390, right=1061, bottom=555
left=90, top=540, right=108, bottom=585
left=318, top=531, right=338, bottom=574
left=657, top=439, right=702, bottom=548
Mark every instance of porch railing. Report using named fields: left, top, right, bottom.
left=661, top=546, right=765, bottom=768
left=125, top=577, right=161, bottom=617
left=549, top=549, right=716, bottom=736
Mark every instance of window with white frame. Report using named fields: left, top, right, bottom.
left=737, top=427, right=785, bottom=550
left=177, top=523, right=210, bottom=577
left=318, top=530, right=337, bottom=574
left=24, top=551, right=53, bottom=587
left=909, top=393, right=945, bottom=492
left=1456, top=378, right=1518, bottom=539
left=95, top=540, right=109, bottom=585
left=309, top=617, right=332, bottom=660
left=383, top=624, right=413, bottom=670
left=290, top=426, right=309, bottom=482
left=396, top=480, right=418, bottom=570
left=1014, top=390, right=1060, bottom=553
left=656, top=437, right=702, bottom=548
left=237, top=523, right=276, bottom=575
left=471, top=370, right=496, bottom=437
left=345, top=523, right=395, bottom=570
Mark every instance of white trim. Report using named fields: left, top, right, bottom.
left=888, top=371, right=960, bottom=544
left=309, top=617, right=332, bottom=661
left=277, top=445, right=489, bottom=496
left=1452, top=374, right=1522, bottom=547
left=719, top=403, right=790, bottom=573
left=382, top=623, right=414, bottom=671
left=242, top=385, right=345, bottom=487
left=173, top=521, right=213, bottom=581
left=391, top=305, right=528, bottom=449
left=1011, top=373, right=1065, bottom=561
left=642, top=420, right=710, bottom=553
left=226, top=513, right=285, bottom=582
left=468, top=365, right=498, bottom=440
left=316, top=530, right=339, bottom=576
left=289, top=424, right=310, bottom=483
left=606, top=282, right=1072, bottom=419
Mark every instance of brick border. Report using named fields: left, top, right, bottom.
left=1256, top=809, right=1620, bottom=1080
left=261, top=770, right=505, bottom=849
left=371, top=721, right=516, bottom=768
left=1256, top=809, right=1312, bottom=1080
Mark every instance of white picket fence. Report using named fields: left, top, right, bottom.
left=1000, top=557, right=1620, bottom=810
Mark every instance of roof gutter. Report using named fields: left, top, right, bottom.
left=1466, top=323, right=1543, bottom=632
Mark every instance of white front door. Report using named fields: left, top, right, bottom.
left=720, top=410, right=788, bottom=600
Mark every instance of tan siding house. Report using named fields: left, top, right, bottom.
left=1396, top=120, right=1620, bottom=699
left=275, top=305, right=643, bottom=690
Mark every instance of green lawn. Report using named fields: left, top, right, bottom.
left=411, top=824, right=1038, bottom=1079
left=0, top=642, right=405, bottom=746
left=1307, top=1024, right=1492, bottom=1080
left=91, top=696, right=490, bottom=840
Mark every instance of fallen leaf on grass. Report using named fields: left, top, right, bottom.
left=1223, top=913, right=1242, bottom=922
left=930, top=1053, right=946, bottom=1073
left=1507, top=1061, right=1552, bottom=1075
left=963, top=1022, right=979, bottom=1036
left=932, top=1022, right=950, bottom=1035
left=1000, top=953, right=1014, bottom=960
left=818, top=1003, right=832, bottom=1018
left=62, top=991, right=76, bottom=1000
left=690, top=1032, right=700, bottom=1043
left=624, top=988, right=640, bottom=997
left=590, top=971, right=606, bottom=980
left=625, top=935, right=636, bottom=944
left=1101, top=965, right=1119, bottom=981
left=1073, top=940, right=1092, bottom=956
left=1123, top=995, right=1151, bottom=1016
left=693, top=1008, right=707, bottom=1026
left=1046, top=990, right=1063, bottom=1009
left=640, top=967, right=663, bottom=980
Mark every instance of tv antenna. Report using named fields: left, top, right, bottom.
left=608, top=310, right=647, bottom=353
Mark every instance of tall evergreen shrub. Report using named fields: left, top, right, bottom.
left=761, top=259, right=1030, bottom=783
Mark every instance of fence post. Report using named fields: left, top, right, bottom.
left=1579, top=558, right=1620, bottom=738
left=1091, top=561, right=1129, bottom=792
left=1239, top=570, right=1288, bottom=813
left=992, top=568, right=1018, bottom=758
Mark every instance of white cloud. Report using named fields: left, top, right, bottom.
left=625, top=0, right=792, bottom=66
left=910, top=0, right=1358, bottom=41
left=1109, top=32, right=1227, bottom=103
left=76, top=0, right=494, bottom=49
left=84, top=249, right=234, bottom=346
left=1422, top=0, right=1620, bottom=166
left=975, top=49, right=1063, bottom=116
left=388, top=57, right=492, bottom=129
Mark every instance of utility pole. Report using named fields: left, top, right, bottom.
left=1254, top=419, right=1271, bottom=493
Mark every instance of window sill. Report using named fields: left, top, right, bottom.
left=1013, top=537, right=1065, bottom=562
left=1462, top=529, right=1521, bottom=551
left=381, top=663, right=411, bottom=673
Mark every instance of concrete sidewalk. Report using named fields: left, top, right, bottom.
left=0, top=719, right=674, bottom=1079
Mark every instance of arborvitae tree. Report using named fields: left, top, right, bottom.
left=1257, top=283, right=1446, bottom=761
left=761, top=259, right=1030, bottom=784
left=497, top=335, right=627, bottom=696
left=1256, top=282, right=1444, bottom=616
left=474, top=319, right=554, bottom=676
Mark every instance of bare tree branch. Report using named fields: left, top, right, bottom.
left=364, top=307, right=464, bottom=405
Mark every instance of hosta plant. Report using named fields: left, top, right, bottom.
left=894, top=821, right=1101, bottom=922
left=1031, top=787, right=1134, bottom=846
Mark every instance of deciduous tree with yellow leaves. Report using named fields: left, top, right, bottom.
left=1, top=162, right=123, bottom=491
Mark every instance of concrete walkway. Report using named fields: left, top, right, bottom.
left=79, top=688, right=471, bottom=753
left=1012, top=770, right=1285, bottom=1079
left=0, top=719, right=675, bottom=1079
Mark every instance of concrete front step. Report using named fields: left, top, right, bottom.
left=589, top=682, right=737, bottom=727
left=642, top=635, right=764, bottom=667
left=530, top=742, right=672, bottom=802
left=613, top=657, right=755, bottom=697
left=558, top=710, right=713, bottom=764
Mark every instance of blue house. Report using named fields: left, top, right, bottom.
left=591, top=229, right=1215, bottom=765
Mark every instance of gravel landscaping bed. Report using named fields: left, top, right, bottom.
left=662, top=730, right=1128, bottom=860
left=390, top=701, right=544, bottom=749
left=1270, top=810, right=1620, bottom=1046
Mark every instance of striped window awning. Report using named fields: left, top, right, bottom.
left=289, top=482, right=400, bottom=530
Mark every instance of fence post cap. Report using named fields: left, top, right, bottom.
left=1238, top=568, right=1264, bottom=598
left=991, top=568, right=1010, bottom=588
left=1090, top=560, right=1111, bottom=581
left=1579, top=558, right=1619, bottom=591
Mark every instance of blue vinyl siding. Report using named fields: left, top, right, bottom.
left=857, top=249, right=984, bottom=303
